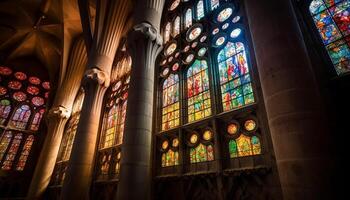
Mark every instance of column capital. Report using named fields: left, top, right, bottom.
left=131, top=22, right=163, bottom=45
left=83, top=68, right=111, bottom=88
left=47, top=105, right=71, bottom=121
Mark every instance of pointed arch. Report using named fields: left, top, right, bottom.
left=162, top=74, right=180, bottom=131
left=8, top=104, right=31, bottom=130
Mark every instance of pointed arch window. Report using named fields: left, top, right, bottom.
left=309, top=0, right=350, bottom=75
left=30, top=109, right=45, bottom=131
left=197, top=0, right=205, bottom=20
left=162, top=74, right=180, bottom=131
left=8, top=105, right=31, bottom=129
left=185, top=8, right=193, bottom=28
left=16, top=135, right=34, bottom=171
left=186, top=60, right=211, bottom=123
left=0, top=131, right=12, bottom=162
left=173, top=16, right=181, bottom=37
left=0, top=99, right=11, bottom=125
left=2, top=133, right=22, bottom=170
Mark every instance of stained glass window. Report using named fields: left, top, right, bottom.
left=29, top=77, right=41, bottom=85
left=103, top=105, right=118, bottom=148
left=162, top=149, right=179, bottom=167
left=61, top=115, right=79, bottom=161
left=190, top=143, right=214, bottom=163
left=15, top=135, right=34, bottom=171
left=187, top=60, right=211, bottom=123
left=227, top=119, right=261, bottom=158
left=0, top=99, right=11, bottom=125
left=162, top=74, right=180, bottom=130
left=0, top=131, right=12, bottom=161
left=173, top=16, right=181, bottom=37
left=2, top=133, right=22, bottom=170
left=164, top=22, right=171, bottom=44
left=32, top=97, right=45, bottom=107
left=210, top=0, right=220, bottom=10
left=0, top=66, right=12, bottom=76
left=13, top=91, right=27, bottom=102
left=0, top=87, right=7, bottom=96
left=185, top=8, right=193, bottom=28
left=30, top=109, right=45, bottom=131
left=8, top=105, right=31, bottom=129
left=14, top=72, right=27, bottom=81
left=197, top=0, right=205, bottom=20
left=218, top=42, right=255, bottom=111
left=27, top=86, right=39, bottom=95
left=310, top=0, right=350, bottom=75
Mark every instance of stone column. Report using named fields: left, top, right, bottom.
left=245, top=0, right=333, bottom=199
left=26, top=36, right=87, bottom=200
left=116, top=22, right=163, bottom=200
left=60, top=0, right=130, bottom=199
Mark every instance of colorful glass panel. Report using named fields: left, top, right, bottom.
left=217, top=8, right=233, bottom=22
left=229, top=140, right=238, bottom=158
left=2, top=133, right=22, bottom=170
left=310, top=0, right=350, bottom=74
left=0, top=66, right=12, bottom=75
left=14, top=72, right=27, bottom=80
left=62, top=114, right=80, bottom=161
left=0, top=99, right=11, bottom=125
left=0, top=131, right=12, bottom=162
left=161, top=149, right=179, bottom=167
left=162, top=74, right=180, bottom=130
left=190, top=143, right=214, bottom=163
left=27, top=86, right=40, bottom=95
left=30, top=109, right=45, bottom=131
left=188, top=27, right=202, bottom=41
left=173, top=16, right=181, bottom=37
left=185, top=8, right=193, bottom=28
left=8, top=105, right=31, bottom=129
left=166, top=43, right=177, bottom=56
left=230, top=28, right=242, bottom=38
left=0, top=86, right=7, bottom=95
left=15, top=135, right=34, bottom=171
left=103, top=105, right=118, bottom=148
left=8, top=81, right=22, bottom=90
left=251, top=136, right=261, bottom=155
left=31, top=97, right=45, bottom=107
left=210, top=0, right=220, bottom=10
left=42, top=81, right=50, bottom=90
left=13, top=91, right=27, bottom=102
left=218, top=42, right=255, bottom=111
left=187, top=60, right=211, bottom=122
left=164, top=22, right=171, bottom=44
left=197, top=0, right=205, bottom=20
left=29, top=77, right=41, bottom=85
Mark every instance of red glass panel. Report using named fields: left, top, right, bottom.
left=42, top=81, right=50, bottom=90
left=2, top=133, right=22, bottom=170
left=14, top=72, right=27, bottom=80
left=0, top=66, right=12, bottom=76
left=31, top=97, right=45, bottom=107
left=8, top=81, right=22, bottom=90
left=27, top=86, right=40, bottom=95
left=16, top=135, right=34, bottom=171
left=44, top=92, right=49, bottom=98
left=13, top=91, right=27, bottom=102
left=29, top=77, right=41, bottom=85
left=0, top=86, right=7, bottom=95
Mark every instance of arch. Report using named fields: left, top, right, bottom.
left=190, top=143, right=214, bottom=163
left=173, top=16, right=181, bottom=37
left=161, top=74, right=180, bottom=131
left=0, top=131, right=13, bottom=162
left=8, top=104, right=32, bottom=130
left=30, top=109, right=45, bottom=131
left=309, top=0, right=350, bottom=75
left=2, top=133, right=22, bottom=170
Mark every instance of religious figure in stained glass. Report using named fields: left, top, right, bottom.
left=310, top=0, right=350, bottom=75
left=218, top=42, right=255, bottom=111
left=162, top=74, right=180, bottom=130
left=187, top=60, right=211, bottom=123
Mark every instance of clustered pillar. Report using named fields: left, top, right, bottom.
left=27, top=36, right=87, bottom=200
left=245, top=0, right=334, bottom=199
left=59, top=0, right=130, bottom=199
